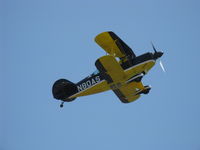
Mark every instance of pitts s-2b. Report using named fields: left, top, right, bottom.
left=52, top=31, right=164, bottom=107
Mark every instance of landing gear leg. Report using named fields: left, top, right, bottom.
left=136, top=85, right=151, bottom=95
left=60, top=101, right=65, bottom=108
left=142, top=86, right=151, bottom=94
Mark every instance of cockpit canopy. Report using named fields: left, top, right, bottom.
left=91, top=69, right=100, bottom=76
left=85, top=69, right=100, bottom=79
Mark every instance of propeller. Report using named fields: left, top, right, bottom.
left=151, top=42, right=166, bottom=73
left=159, top=60, right=166, bottom=73
left=151, top=42, right=157, bottom=53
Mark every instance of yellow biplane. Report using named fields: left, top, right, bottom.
left=52, top=31, right=164, bottom=107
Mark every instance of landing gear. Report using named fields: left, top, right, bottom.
left=60, top=101, right=65, bottom=108
left=136, top=86, right=151, bottom=95
left=142, top=86, right=151, bottom=94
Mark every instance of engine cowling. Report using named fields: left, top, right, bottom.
left=52, top=79, right=78, bottom=102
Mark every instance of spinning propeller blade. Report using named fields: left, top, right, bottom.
left=151, top=42, right=157, bottom=53
left=159, top=60, right=166, bottom=73
left=151, top=42, right=165, bottom=72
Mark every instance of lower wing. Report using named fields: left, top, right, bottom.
left=95, top=55, right=141, bottom=103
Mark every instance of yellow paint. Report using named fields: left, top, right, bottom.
left=70, top=31, right=156, bottom=102
left=95, top=32, right=125, bottom=58
left=70, top=59, right=155, bottom=100
left=70, top=81, right=109, bottom=98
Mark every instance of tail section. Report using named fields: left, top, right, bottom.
left=52, top=79, right=78, bottom=102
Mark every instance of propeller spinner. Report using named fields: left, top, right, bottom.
left=151, top=42, right=163, bottom=59
left=151, top=42, right=165, bottom=72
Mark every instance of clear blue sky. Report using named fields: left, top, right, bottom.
left=1, top=0, right=200, bottom=150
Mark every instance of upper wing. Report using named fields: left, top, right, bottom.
left=95, top=31, right=136, bottom=59
left=95, top=55, right=140, bottom=103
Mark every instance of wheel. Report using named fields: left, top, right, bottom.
left=142, top=86, right=151, bottom=94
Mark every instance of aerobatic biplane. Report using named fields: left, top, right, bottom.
left=52, top=31, right=164, bottom=107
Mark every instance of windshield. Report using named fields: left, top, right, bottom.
left=91, top=69, right=99, bottom=75
left=85, top=69, right=100, bottom=79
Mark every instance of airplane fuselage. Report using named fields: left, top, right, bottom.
left=68, top=52, right=156, bottom=99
